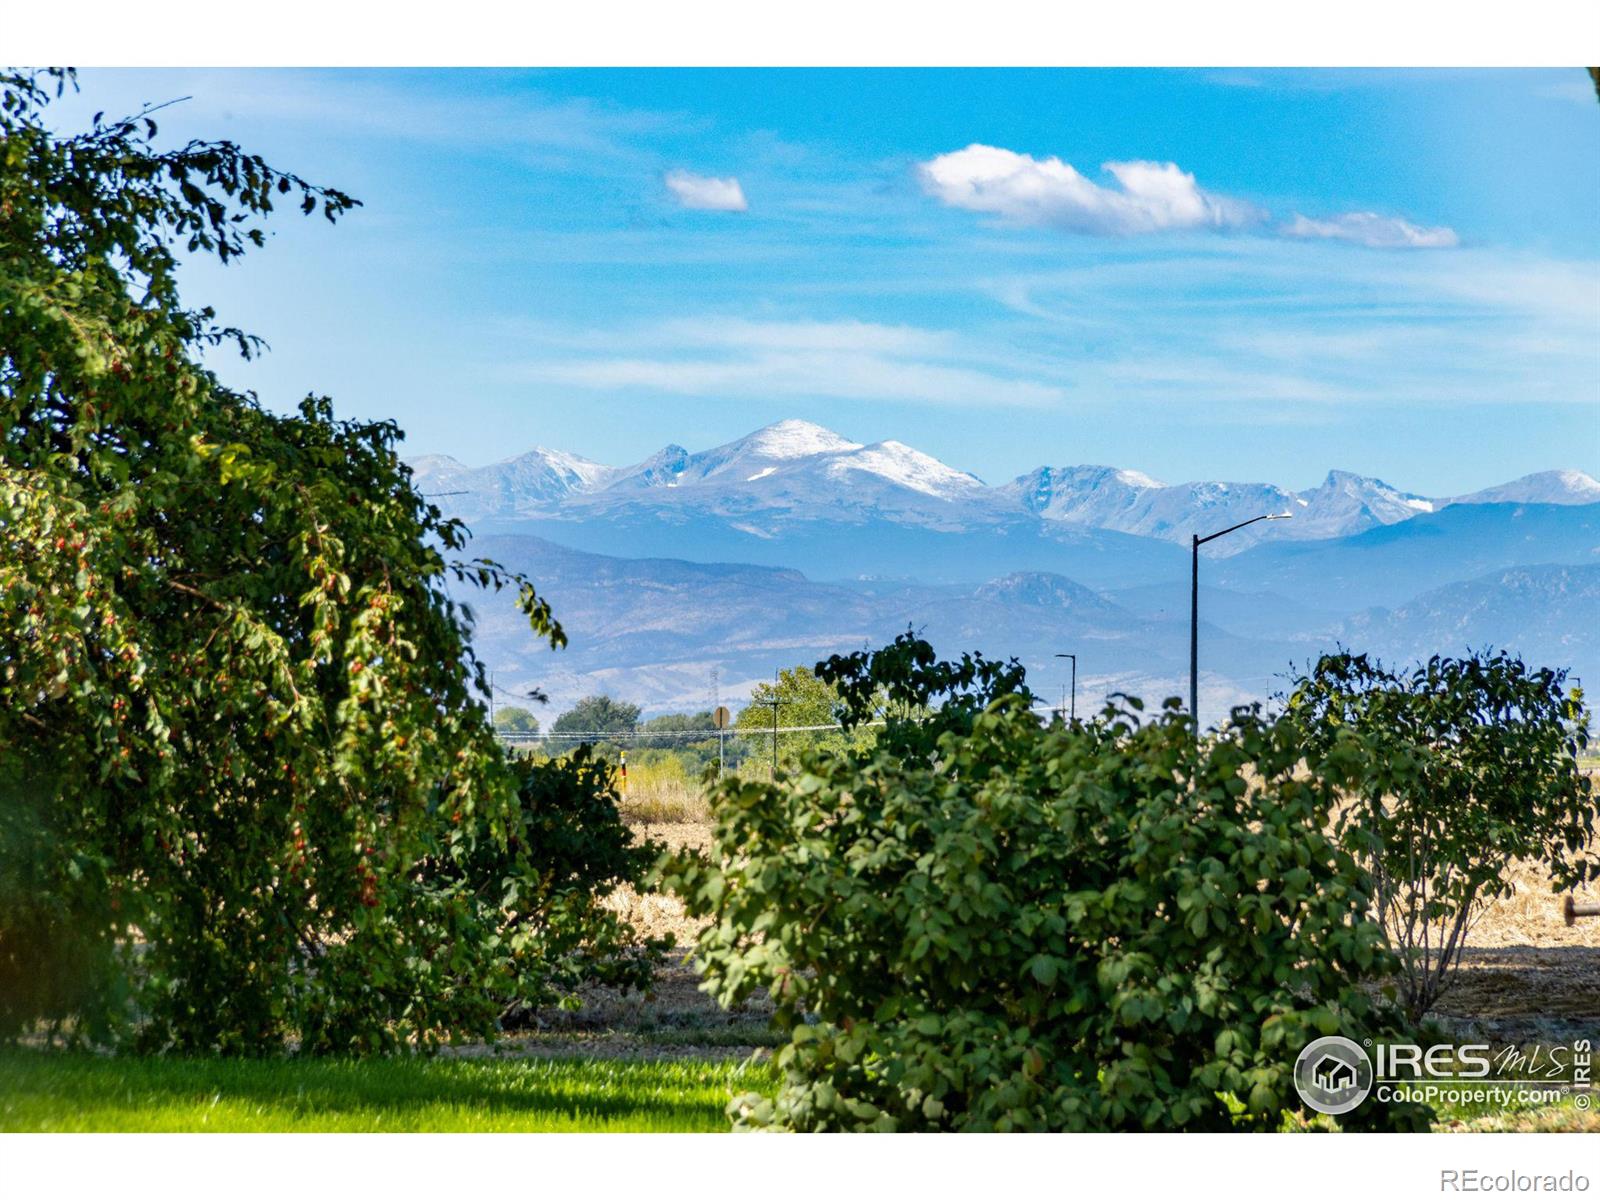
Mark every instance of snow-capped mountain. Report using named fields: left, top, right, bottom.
left=1441, top=469, right=1600, bottom=509
left=408, top=419, right=1599, bottom=555
left=606, top=419, right=990, bottom=515
left=460, top=419, right=998, bottom=533
left=410, top=447, right=616, bottom=521
left=1294, top=469, right=1435, bottom=535
left=998, top=465, right=1434, bottom=551
left=606, top=418, right=863, bottom=493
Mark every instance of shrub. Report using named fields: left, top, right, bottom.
left=662, top=636, right=1425, bottom=1131
left=0, top=764, right=127, bottom=1045
left=422, top=748, right=668, bottom=1034
left=1284, top=650, right=1596, bottom=1022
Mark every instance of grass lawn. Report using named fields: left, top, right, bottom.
left=0, top=1049, right=772, bottom=1132
left=3, top=1046, right=1592, bottom=1132
left=1423, top=1087, right=1597, bottom=1133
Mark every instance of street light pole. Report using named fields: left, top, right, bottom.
left=1189, top=512, right=1293, bottom=737
left=1054, top=653, right=1077, bottom=724
left=1189, top=536, right=1200, bottom=727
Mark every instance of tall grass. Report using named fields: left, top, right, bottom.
left=618, top=756, right=711, bottom=824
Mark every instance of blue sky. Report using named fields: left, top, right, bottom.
left=66, top=68, right=1600, bottom=494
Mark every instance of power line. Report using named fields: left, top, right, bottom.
left=501, top=706, right=1073, bottom=742
left=503, top=720, right=888, bottom=741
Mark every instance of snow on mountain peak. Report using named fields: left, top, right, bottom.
left=1114, top=468, right=1165, bottom=490
left=610, top=443, right=690, bottom=490
left=740, top=419, right=861, bottom=460
left=490, top=446, right=618, bottom=497
left=404, top=420, right=1594, bottom=552
left=827, top=440, right=986, bottom=498
left=1444, top=469, right=1600, bottom=508
left=409, top=453, right=466, bottom=470
left=1301, top=469, right=1434, bottom=518
left=1553, top=469, right=1600, bottom=494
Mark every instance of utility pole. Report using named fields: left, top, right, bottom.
left=1054, top=653, right=1077, bottom=725
left=755, top=698, right=785, bottom=781
left=1190, top=512, right=1293, bottom=738
left=765, top=669, right=783, bottom=782
left=1190, top=534, right=1199, bottom=729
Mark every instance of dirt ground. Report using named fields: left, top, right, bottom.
left=1432, top=859, right=1599, bottom=1044
left=462, top=821, right=776, bottom=1062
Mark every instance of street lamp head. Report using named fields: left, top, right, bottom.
left=1268, top=511, right=1294, bottom=520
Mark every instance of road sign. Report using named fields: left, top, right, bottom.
left=712, top=705, right=731, bottom=730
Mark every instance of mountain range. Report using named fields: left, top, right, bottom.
left=412, top=420, right=1600, bottom=720
left=413, top=419, right=1600, bottom=557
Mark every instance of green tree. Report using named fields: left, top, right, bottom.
left=552, top=695, right=642, bottom=737
left=735, top=665, right=856, bottom=771
left=493, top=706, right=540, bottom=734
left=641, top=710, right=715, bottom=733
left=0, top=70, right=652, bottom=1052
left=738, top=666, right=839, bottom=728
left=1284, top=650, right=1596, bottom=1021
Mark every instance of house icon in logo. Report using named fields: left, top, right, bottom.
left=1313, top=1054, right=1357, bottom=1094
left=1295, top=1036, right=1373, bottom=1115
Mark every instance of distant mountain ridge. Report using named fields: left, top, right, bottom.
left=412, top=419, right=1600, bottom=556
left=463, top=535, right=1296, bottom=720
left=461, top=535, right=1599, bottom=722
left=1214, top=501, right=1600, bottom=608
left=1340, top=562, right=1600, bottom=673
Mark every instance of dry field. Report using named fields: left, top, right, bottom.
left=1435, top=858, right=1599, bottom=1044
left=466, top=820, right=775, bottom=1062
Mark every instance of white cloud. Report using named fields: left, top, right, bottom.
left=916, top=144, right=1263, bottom=236
left=538, top=353, right=1060, bottom=407
left=978, top=244, right=1599, bottom=412
left=655, top=317, right=952, bottom=355
left=518, top=317, right=1062, bottom=408
left=1284, top=211, right=1459, bottom=249
left=664, top=169, right=748, bottom=212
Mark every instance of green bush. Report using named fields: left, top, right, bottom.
left=662, top=635, right=1425, bottom=1131
left=0, top=765, right=127, bottom=1045
left=416, top=747, right=667, bottom=1036
left=1285, top=650, right=1596, bottom=1022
